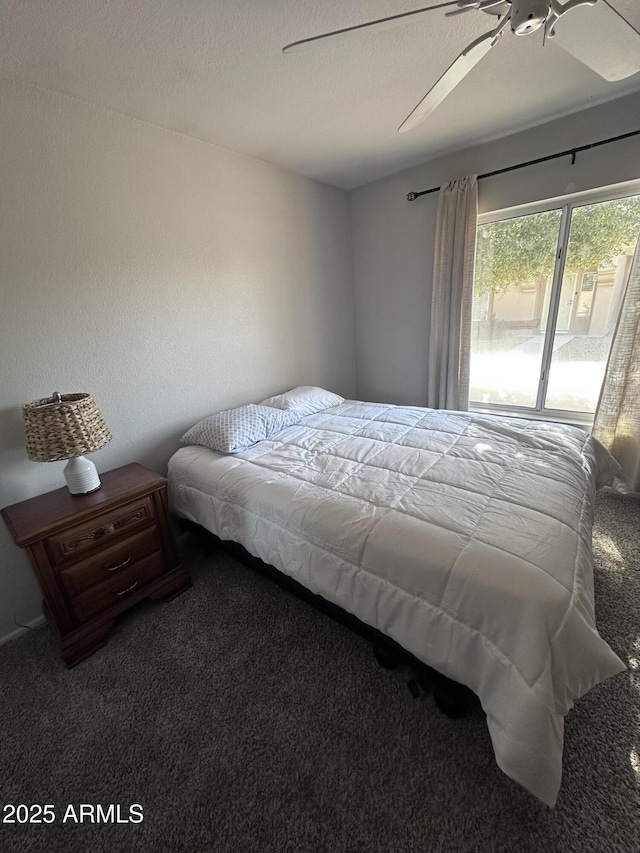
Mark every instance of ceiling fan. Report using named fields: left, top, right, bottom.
left=282, top=0, right=640, bottom=133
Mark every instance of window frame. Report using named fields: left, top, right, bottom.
left=469, top=179, right=640, bottom=426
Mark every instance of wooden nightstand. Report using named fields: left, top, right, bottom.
left=1, top=463, right=191, bottom=667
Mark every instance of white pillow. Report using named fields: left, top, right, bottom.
left=259, top=386, right=344, bottom=416
left=179, top=404, right=299, bottom=453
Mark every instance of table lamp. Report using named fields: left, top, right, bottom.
left=22, top=392, right=112, bottom=495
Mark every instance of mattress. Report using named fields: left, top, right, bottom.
left=167, top=400, right=625, bottom=806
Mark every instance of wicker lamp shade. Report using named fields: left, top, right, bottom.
left=23, top=393, right=112, bottom=463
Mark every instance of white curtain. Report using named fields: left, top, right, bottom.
left=427, top=175, right=478, bottom=410
left=592, top=238, right=640, bottom=493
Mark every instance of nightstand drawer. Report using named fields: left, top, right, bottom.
left=46, top=496, right=155, bottom=565
left=70, top=551, right=165, bottom=622
left=60, top=527, right=162, bottom=596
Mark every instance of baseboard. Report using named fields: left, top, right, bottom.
left=0, top=615, right=46, bottom=648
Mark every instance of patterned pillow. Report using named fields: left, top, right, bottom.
left=180, top=404, right=299, bottom=453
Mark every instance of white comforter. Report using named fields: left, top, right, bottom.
left=167, top=401, right=624, bottom=806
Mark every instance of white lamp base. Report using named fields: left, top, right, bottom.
left=64, top=456, right=102, bottom=495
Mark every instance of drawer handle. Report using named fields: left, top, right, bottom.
left=103, top=553, right=132, bottom=572
left=101, top=523, right=117, bottom=536
left=113, top=578, right=140, bottom=597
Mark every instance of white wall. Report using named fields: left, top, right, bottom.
left=349, top=91, right=640, bottom=405
left=0, top=76, right=356, bottom=644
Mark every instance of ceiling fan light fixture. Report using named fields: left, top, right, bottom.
left=511, top=0, right=550, bottom=35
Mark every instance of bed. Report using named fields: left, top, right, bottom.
left=167, top=395, right=624, bottom=806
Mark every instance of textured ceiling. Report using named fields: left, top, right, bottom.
left=1, top=0, right=639, bottom=189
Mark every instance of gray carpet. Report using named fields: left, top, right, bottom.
left=1, top=492, right=639, bottom=853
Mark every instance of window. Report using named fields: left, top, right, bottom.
left=469, top=187, right=640, bottom=422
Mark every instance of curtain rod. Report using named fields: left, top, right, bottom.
left=406, top=128, right=640, bottom=202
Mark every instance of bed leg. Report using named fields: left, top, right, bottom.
left=373, top=645, right=402, bottom=670
left=404, top=664, right=474, bottom=716
left=407, top=676, right=430, bottom=699
left=406, top=663, right=434, bottom=700
left=432, top=680, right=475, bottom=719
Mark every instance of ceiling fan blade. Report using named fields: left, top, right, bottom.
left=398, top=19, right=507, bottom=133
left=282, top=1, right=462, bottom=53
left=552, top=0, right=640, bottom=81
left=446, top=0, right=510, bottom=16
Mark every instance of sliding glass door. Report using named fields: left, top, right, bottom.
left=469, top=189, right=640, bottom=421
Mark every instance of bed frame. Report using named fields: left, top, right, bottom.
left=180, top=519, right=478, bottom=719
